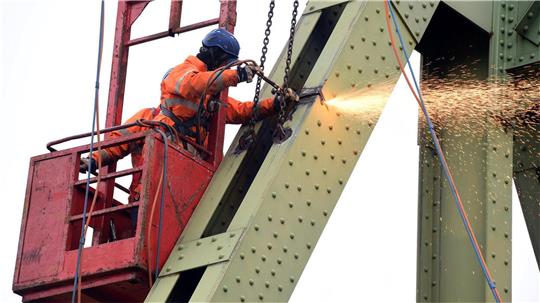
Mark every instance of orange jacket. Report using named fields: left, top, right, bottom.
left=158, top=55, right=275, bottom=124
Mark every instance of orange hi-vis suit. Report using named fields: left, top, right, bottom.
left=92, top=55, right=275, bottom=202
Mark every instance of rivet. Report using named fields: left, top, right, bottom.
left=504, top=232, right=509, bottom=238
left=301, top=150, right=306, bottom=156
left=178, top=254, right=184, bottom=260
left=265, top=281, right=270, bottom=288
left=235, top=276, right=241, bottom=283
left=358, top=68, right=363, bottom=74
left=288, top=202, right=294, bottom=208
left=322, top=169, right=327, bottom=175
left=314, top=184, right=320, bottom=190
left=196, top=241, right=202, bottom=246
left=273, top=232, right=278, bottom=238
left=306, top=243, right=312, bottom=250
left=255, top=267, right=260, bottom=274
left=345, top=125, right=350, bottom=131
left=317, top=120, right=322, bottom=127
left=353, top=150, right=359, bottom=155
left=338, top=139, right=342, bottom=145
left=298, top=216, right=303, bottom=223
left=305, top=129, right=310, bottom=135
left=251, top=247, right=257, bottom=253
left=364, top=16, right=369, bottom=21
left=372, top=41, right=377, bottom=46
left=335, top=72, right=340, bottom=78
left=177, top=244, right=184, bottom=251
left=323, top=210, right=328, bottom=216
left=290, top=233, right=295, bottom=239
left=271, top=192, right=277, bottom=198
left=288, top=160, right=294, bottom=166
left=404, top=13, right=409, bottom=18
left=258, top=294, right=264, bottom=300
left=306, top=200, right=312, bottom=206
left=271, top=269, right=276, bottom=276
left=330, top=153, right=335, bottom=159
left=431, top=281, right=437, bottom=287
left=277, top=258, right=282, bottom=265
left=261, top=255, right=267, bottom=262
left=254, top=224, right=260, bottom=231
left=365, top=55, right=370, bottom=60
left=240, top=296, right=246, bottom=302
left=346, top=65, right=351, bottom=70
left=321, top=140, right=326, bottom=145
left=223, top=286, right=228, bottom=292
left=211, top=237, right=217, bottom=242
left=492, top=253, right=496, bottom=258
left=267, top=215, right=273, bottom=221
left=230, top=233, right=235, bottom=237
left=329, top=125, right=333, bottom=130
left=283, top=246, right=288, bottom=253
left=327, top=188, right=332, bottom=194
left=240, top=253, right=245, bottom=259
left=285, top=183, right=289, bottom=189
left=350, top=44, right=354, bottom=50
left=376, top=8, right=380, bottom=14
left=294, top=253, right=299, bottom=259
left=267, top=243, right=272, bottom=250
left=338, top=179, right=344, bottom=185
left=297, top=185, right=302, bottom=191
left=504, top=260, right=509, bottom=266
left=504, top=206, right=509, bottom=212
left=280, top=218, right=285, bottom=224
left=278, top=285, right=283, bottom=292
left=249, top=279, right=254, bottom=286
left=305, top=170, right=310, bottom=176
left=341, top=158, right=347, bottom=164
left=289, top=276, right=295, bottom=283
left=313, top=155, right=318, bottom=160
left=504, top=288, right=509, bottom=293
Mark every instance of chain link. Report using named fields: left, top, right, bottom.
left=278, top=0, right=299, bottom=124
left=249, top=0, right=275, bottom=129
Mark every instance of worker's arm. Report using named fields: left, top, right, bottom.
left=225, top=97, right=275, bottom=124
left=163, top=67, right=240, bottom=102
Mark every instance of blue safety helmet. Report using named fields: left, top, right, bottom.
left=202, top=28, right=240, bottom=59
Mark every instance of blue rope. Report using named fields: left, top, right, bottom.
left=386, top=1, right=500, bottom=301
left=71, top=1, right=105, bottom=302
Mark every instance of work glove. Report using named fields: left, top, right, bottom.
left=236, top=65, right=258, bottom=83
left=79, top=157, right=98, bottom=174
left=273, top=88, right=299, bottom=112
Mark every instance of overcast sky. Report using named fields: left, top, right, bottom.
left=0, top=0, right=538, bottom=302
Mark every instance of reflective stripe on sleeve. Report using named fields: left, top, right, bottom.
left=163, top=97, right=198, bottom=111
left=174, top=68, right=197, bottom=95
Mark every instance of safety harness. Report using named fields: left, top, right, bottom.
left=159, top=103, right=210, bottom=141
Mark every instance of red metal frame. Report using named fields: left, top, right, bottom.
left=13, top=1, right=237, bottom=301
left=13, top=132, right=215, bottom=302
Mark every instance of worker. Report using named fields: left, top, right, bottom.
left=80, top=28, right=293, bottom=202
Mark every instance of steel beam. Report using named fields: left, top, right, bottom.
left=146, top=1, right=422, bottom=301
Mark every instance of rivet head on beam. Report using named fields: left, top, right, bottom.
left=249, top=279, right=254, bottom=286
left=240, top=295, right=246, bottom=302
left=223, top=286, right=228, bottom=292
left=306, top=200, right=312, bottom=206
left=280, top=218, right=286, bottom=224
left=265, top=281, right=270, bottom=288
left=290, top=233, right=295, bottom=239
left=255, top=267, right=260, bottom=274
left=251, top=247, right=257, bottom=253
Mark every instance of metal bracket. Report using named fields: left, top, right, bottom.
left=159, top=229, right=244, bottom=277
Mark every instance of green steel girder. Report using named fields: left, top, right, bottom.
left=144, top=1, right=538, bottom=302
left=146, top=1, right=420, bottom=301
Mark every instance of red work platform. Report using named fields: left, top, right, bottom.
left=13, top=131, right=215, bottom=302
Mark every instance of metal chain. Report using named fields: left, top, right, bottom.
left=278, top=0, right=299, bottom=124
left=249, top=0, right=275, bottom=129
